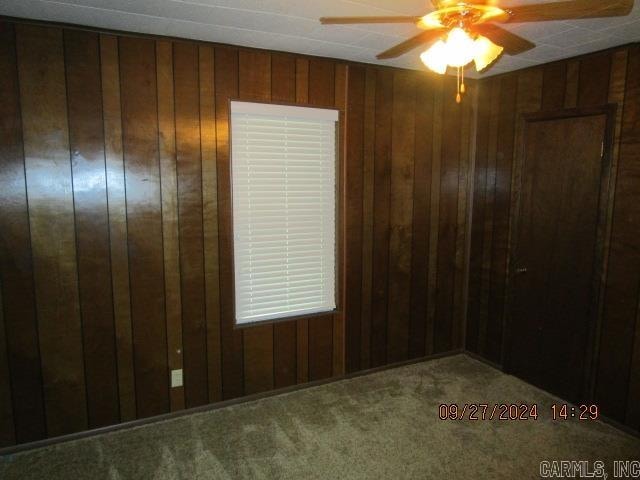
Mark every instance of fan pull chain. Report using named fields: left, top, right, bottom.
left=456, top=66, right=466, bottom=104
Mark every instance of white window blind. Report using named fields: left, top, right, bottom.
left=231, top=101, right=338, bottom=324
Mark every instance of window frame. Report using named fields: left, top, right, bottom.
left=227, top=99, right=343, bottom=329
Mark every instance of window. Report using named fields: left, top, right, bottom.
left=231, top=101, right=338, bottom=325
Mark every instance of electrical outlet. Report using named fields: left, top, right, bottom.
left=171, top=369, right=183, bottom=388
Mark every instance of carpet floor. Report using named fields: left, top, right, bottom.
left=0, top=354, right=638, bottom=479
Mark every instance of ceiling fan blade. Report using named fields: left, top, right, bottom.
left=320, top=16, right=420, bottom=25
left=471, top=24, right=535, bottom=55
left=504, top=0, right=633, bottom=23
left=377, top=29, right=447, bottom=59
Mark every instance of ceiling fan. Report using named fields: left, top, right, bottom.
left=320, top=0, right=634, bottom=102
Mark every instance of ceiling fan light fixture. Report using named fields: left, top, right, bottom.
left=420, top=27, right=476, bottom=73
left=473, top=35, right=504, bottom=72
left=420, top=40, right=448, bottom=74
left=446, top=27, right=478, bottom=67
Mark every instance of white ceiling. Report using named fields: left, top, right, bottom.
left=1, top=0, right=639, bottom=77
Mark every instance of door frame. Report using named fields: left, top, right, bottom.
left=502, top=105, right=617, bottom=402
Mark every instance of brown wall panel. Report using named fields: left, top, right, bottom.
left=333, top=63, right=347, bottom=377
left=596, top=46, right=640, bottom=422
left=214, top=46, right=244, bottom=400
left=578, top=52, right=611, bottom=107
left=469, top=47, right=640, bottom=433
left=465, top=81, right=491, bottom=353
left=16, top=24, right=89, bottom=437
left=387, top=71, right=416, bottom=363
left=100, top=34, right=136, bottom=422
left=119, top=36, right=169, bottom=418
left=426, top=78, right=444, bottom=356
left=156, top=40, right=185, bottom=412
left=344, top=65, right=365, bottom=373
left=174, top=41, right=209, bottom=408
left=409, top=75, right=434, bottom=359
left=541, top=62, right=566, bottom=111
left=370, top=69, right=393, bottom=368
left=434, top=78, right=462, bottom=354
left=360, top=67, right=377, bottom=370
left=485, top=75, right=517, bottom=363
left=199, top=45, right=223, bottom=403
left=0, top=19, right=472, bottom=446
left=64, top=29, right=120, bottom=428
left=0, top=21, right=46, bottom=443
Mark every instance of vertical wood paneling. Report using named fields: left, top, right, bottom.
left=0, top=287, right=14, bottom=446
left=345, top=65, right=365, bottom=373
left=453, top=87, right=474, bottom=349
left=16, top=24, right=88, bottom=437
left=477, top=78, right=501, bottom=357
left=64, top=29, right=120, bottom=428
left=564, top=60, right=580, bottom=108
left=486, top=75, right=518, bottom=362
left=199, top=45, right=223, bottom=403
left=387, top=71, right=416, bottom=363
left=426, top=78, right=444, bottom=356
left=434, top=78, right=461, bottom=354
left=174, top=41, right=209, bottom=408
left=0, top=21, right=46, bottom=443
left=469, top=48, right=640, bottom=433
left=295, top=57, right=310, bottom=385
left=370, top=69, right=393, bottom=367
left=100, top=34, right=136, bottom=422
left=360, top=67, right=376, bottom=369
left=239, top=50, right=275, bottom=395
left=308, top=314, right=334, bottom=381
left=578, top=52, right=611, bottom=107
left=270, top=53, right=297, bottom=389
left=503, top=67, right=544, bottom=361
left=119, top=36, right=169, bottom=418
left=0, top=20, right=482, bottom=445
left=596, top=46, right=640, bottom=421
left=307, top=58, right=335, bottom=380
left=409, top=75, right=434, bottom=359
left=466, top=81, right=491, bottom=353
left=333, top=63, right=347, bottom=377
left=214, top=46, right=244, bottom=399
left=541, top=62, right=566, bottom=111
left=156, top=40, right=185, bottom=412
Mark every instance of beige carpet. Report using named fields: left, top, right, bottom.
left=0, top=354, right=638, bottom=479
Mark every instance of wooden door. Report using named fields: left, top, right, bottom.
left=506, top=108, right=614, bottom=403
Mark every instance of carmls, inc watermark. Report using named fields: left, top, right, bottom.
left=540, top=460, right=640, bottom=478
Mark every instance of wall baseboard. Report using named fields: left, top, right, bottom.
left=0, top=349, right=463, bottom=456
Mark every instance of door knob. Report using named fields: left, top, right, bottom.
left=516, top=267, right=528, bottom=274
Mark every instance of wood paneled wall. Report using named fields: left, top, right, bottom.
left=467, top=45, right=640, bottom=432
left=0, top=19, right=473, bottom=447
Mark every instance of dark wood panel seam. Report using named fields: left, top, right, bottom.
left=117, top=37, right=140, bottom=418
left=196, top=45, right=210, bottom=401
left=62, top=29, right=92, bottom=428
left=98, top=33, right=124, bottom=422
left=9, top=23, right=48, bottom=438
left=407, top=78, right=419, bottom=359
